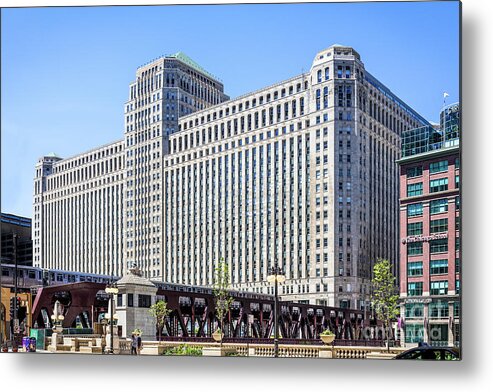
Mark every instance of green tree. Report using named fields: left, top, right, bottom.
left=149, top=300, right=172, bottom=342
left=371, top=259, right=400, bottom=352
left=212, top=258, right=234, bottom=335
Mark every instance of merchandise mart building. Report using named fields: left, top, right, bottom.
left=397, top=103, right=460, bottom=347
left=34, top=45, right=429, bottom=309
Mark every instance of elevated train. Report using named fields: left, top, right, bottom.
left=0, top=263, right=273, bottom=302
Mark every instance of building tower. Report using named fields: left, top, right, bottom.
left=122, top=53, right=229, bottom=278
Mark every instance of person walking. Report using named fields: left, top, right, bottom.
left=137, top=331, right=143, bottom=355
left=131, top=333, right=138, bottom=355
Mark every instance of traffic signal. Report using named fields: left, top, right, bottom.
left=9, top=297, right=17, bottom=318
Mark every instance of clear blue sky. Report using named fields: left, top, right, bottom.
left=1, top=1, right=460, bottom=218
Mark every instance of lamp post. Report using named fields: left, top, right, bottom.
left=267, top=265, right=285, bottom=358
left=13, top=234, right=18, bottom=337
left=105, top=284, right=119, bottom=354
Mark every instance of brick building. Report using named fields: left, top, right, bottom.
left=397, top=102, right=460, bottom=347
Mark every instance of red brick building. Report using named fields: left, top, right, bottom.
left=397, top=103, right=460, bottom=348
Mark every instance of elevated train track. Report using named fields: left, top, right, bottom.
left=2, top=264, right=376, bottom=341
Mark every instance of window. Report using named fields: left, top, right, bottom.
left=430, top=239, right=448, bottom=253
left=406, top=166, right=423, bottom=178
left=407, top=222, right=423, bottom=236
left=127, top=293, right=134, bottom=307
left=405, top=303, right=424, bottom=318
left=430, top=259, right=448, bottom=275
left=454, top=301, right=460, bottom=317
left=430, top=218, right=448, bottom=233
left=407, top=203, right=423, bottom=217
left=407, top=182, right=423, bottom=197
left=455, top=157, right=460, bottom=169
left=430, top=280, right=448, bottom=295
left=138, top=294, right=151, bottom=308
left=429, top=300, right=449, bottom=318
left=407, top=282, right=423, bottom=296
left=406, top=242, right=422, bottom=256
left=429, top=160, right=448, bottom=173
left=430, top=178, right=448, bottom=193
left=117, top=294, right=123, bottom=307
left=455, top=174, right=459, bottom=188
left=455, top=196, right=460, bottom=210
left=455, top=258, right=461, bottom=273
left=408, top=261, right=423, bottom=276
left=405, top=324, right=424, bottom=343
left=456, top=279, right=460, bottom=294
left=430, top=199, right=448, bottom=214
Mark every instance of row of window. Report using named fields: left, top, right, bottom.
left=406, top=176, right=459, bottom=197
left=407, top=280, right=460, bottom=296
left=167, top=121, right=308, bottom=165
left=49, top=144, right=124, bottom=175
left=405, top=301, right=460, bottom=318
left=407, top=197, right=460, bottom=216
left=407, top=218, right=456, bottom=236
left=116, top=293, right=151, bottom=308
left=407, top=238, right=460, bottom=255
left=406, top=158, right=459, bottom=178
left=408, top=259, right=455, bottom=276
left=181, top=79, right=308, bottom=131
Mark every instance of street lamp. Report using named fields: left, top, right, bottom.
left=105, top=284, right=119, bottom=354
left=50, top=300, right=65, bottom=333
left=267, top=265, right=285, bottom=358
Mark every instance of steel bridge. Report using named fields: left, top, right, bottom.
left=31, top=281, right=375, bottom=340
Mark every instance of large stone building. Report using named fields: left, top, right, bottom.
left=397, top=103, right=460, bottom=347
left=34, top=45, right=429, bottom=308
left=1, top=212, right=33, bottom=266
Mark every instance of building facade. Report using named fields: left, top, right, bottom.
left=162, top=45, right=429, bottom=308
left=34, top=45, right=429, bottom=308
left=397, top=103, right=460, bottom=347
left=1, top=213, right=33, bottom=266
left=33, top=145, right=125, bottom=276
left=33, top=53, right=228, bottom=278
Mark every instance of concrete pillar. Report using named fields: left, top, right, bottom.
left=399, top=303, right=406, bottom=347
left=423, top=303, right=429, bottom=344
left=448, top=301, right=454, bottom=346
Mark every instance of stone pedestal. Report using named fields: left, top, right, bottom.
left=105, top=325, right=120, bottom=354
left=319, top=347, right=334, bottom=358
left=47, top=332, right=71, bottom=352
left=202, top=345, right=236, bottom=357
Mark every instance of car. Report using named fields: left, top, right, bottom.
left=394, top=345, right=460, bottom=360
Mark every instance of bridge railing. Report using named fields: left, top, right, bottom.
left=140, top=339, right=405, bottom=359
left=156, top=336, right=398, bottom=347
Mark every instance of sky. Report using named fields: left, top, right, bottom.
left=1, top=1, right=460, bottom=218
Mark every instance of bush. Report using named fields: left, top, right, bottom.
left=162, top=344, right=202, bottom=356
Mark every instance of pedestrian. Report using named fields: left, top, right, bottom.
left=137, top=331, right=143, bottom=355
left=131, top=333, right=138, bottom=355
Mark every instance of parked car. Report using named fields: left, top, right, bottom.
left=394, top=345, right=460, bottom=360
